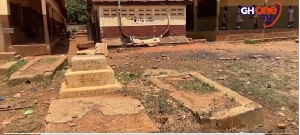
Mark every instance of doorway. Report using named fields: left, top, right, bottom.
left=186, top=4, right=194, bottom=30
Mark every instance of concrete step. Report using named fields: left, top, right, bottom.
left=0, top=52, right=17, bottom=61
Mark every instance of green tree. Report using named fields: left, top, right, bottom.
left=66, top=0, right=87, bottom=23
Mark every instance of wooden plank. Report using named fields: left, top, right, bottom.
left=1, top=28, right=14, bottom=34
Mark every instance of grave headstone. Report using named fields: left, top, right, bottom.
left=71, top=55, right=107, bottom=71
left=60, top=54, right=122, bottom=98
left=95, top=43, right=108, bottom=56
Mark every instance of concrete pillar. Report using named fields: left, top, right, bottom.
left=193, top=0, right=198, bottom=32
left=1, top=0, right=11, bottom=52
left=264, top=0, right=268, bottom=29
left=216, top=0, right=220, bottom=31
left=41, top=0, right=51, bottom=54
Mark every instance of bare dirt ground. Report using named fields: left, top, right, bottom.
left=0, top=39, right=298, bottom=134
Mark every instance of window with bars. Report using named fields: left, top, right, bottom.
left=103, top=8, right=117, bottom=17
left=170, top=8, right=184, bottom=16
left=154, top=8, right=167, bottom=16
left=138, top=9, right=152, bottom=16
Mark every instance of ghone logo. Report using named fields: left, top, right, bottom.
left=240, top=2, right=282, bottom=28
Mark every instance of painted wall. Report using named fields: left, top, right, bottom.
left=267, top=0, right=299, bottom=28
left=219, top=0, right=266, bottom=30
left=0, top=0, right=9, bottom=15
left=97, top=5, right=187, bottom=38
left=99, top=5, right=186, bottom=27
left=219, top=0, right=299, bottom=30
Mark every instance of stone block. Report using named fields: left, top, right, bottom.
left=71, top=55, right=107, bottom=71
left=60, top=79, right=122, bottom=98
left=0, top=52, right=17, bottom=60
left=209, top=106, right=264, bottom=130
left=95, top=43, right=108, bottom=56
left=0, top=61, right=18, bottom=80
left=65, top=66, right=115, bottom=88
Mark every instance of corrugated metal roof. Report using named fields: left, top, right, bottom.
left=92, top=0, right=192, bottom=2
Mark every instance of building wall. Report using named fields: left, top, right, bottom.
left=46, top=0, right=65, bottom=23
left=0, top=0, right=66, bottom=56
left=8, top=0, right=43, bottom=45
left=218, top=0, right=299, bottom=30
left=98, top=5, right=186, bottom=38
left=0, top=0, right=11, bottom=52
left=267, top=0, right=299, bottom=28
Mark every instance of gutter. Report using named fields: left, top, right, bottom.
left=117, top=0, right=132, bottom=43
left=160, top=8, right=171, bottom=38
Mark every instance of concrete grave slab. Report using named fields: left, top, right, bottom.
left=45, top=112, right=159, bottom=133
left=71, top=55, right=107, bottom=71
left=8, top=56, right=67, bottom=86
left=45, top=96, right=145, bottom=123
left=45, top=95, right=159, bottom=132
left=147, top=70, right=264, bottom=129
left=64, top=66, right=115, bottom=88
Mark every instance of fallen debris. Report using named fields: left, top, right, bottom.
left=216, top=48, right=233, bottom=53
left=0, top=106, right=33, bottom=111
left=219, top=58, right=242, bottom=60
left=277, top=123, right=287, bottom=129
left=250, top=55, right=264, bottom=59
left=24, top=109, right=34, bottom=115
left=13, top=93, right=21, bottom=98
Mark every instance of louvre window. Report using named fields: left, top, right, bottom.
left=103, top=8, right=117, bottom=17
left=170, top=8, right=184, bottom=16
left=154, top=8, right=167, bottom=16
left=138, top=9, right=152, bottom=16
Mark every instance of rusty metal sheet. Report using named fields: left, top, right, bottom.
left=1, top=28, right=14, bottom=34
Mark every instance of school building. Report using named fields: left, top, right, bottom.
left=0, top=0, right=67, bottom=56
left=188, top=0, right=299, bottom=41
left=87, top=0, right=298, bottom=45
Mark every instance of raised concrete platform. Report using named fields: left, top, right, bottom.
left=148, top=70, right=264, bottom=130
left=0, top=61, right=18, bottom=80
left=8, top=56, right=68, bottom=86
left=45, top=96, right=159, bottom=133
left=60, top=79, right=122, bottom=98
left=65, top=66, right=115, bottom=88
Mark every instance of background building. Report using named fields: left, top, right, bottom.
left=0, top=0, right=67, bottom=56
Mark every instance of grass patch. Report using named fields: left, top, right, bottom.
left=227, top=78, right=294, bottom=110
left=116, top=72, right=141, bottom=83
left=176, top=100, right=185, bottom=108
left=60, top=61, right=70, bottom=71
left=143, top=80, right=153, bottom=86
left=227, top=62, right=250, bottom=71
left=36, top=61, right=69, bottom=87
left=40, top=57, right=58, bottom=63
left=158, top=90, right=174, bottom=114
left=159, top=72, right=167, bottom=75
left=244, top=39, right=258, bottom=44
left=6, top=60, right=27, bottom=85
left=177, top=77, right=218, bottom=93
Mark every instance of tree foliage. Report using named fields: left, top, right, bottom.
left=66, top=0, right=87, bottom=23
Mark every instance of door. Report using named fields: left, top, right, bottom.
left=186, top=4, right=194, bottom=30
